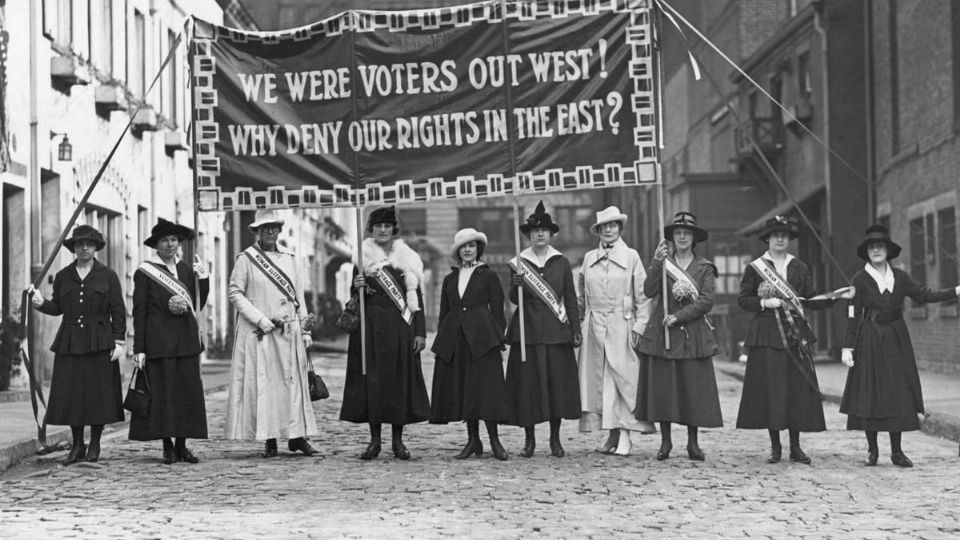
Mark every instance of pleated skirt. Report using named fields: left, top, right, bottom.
left=430, top=331, right=513, bottom=424
left=635, top=354, right=723, bottom=428
left=44, top=351, right=124, bottom=427
left=736, top=346, right=825, bottom=432
left=128, top=354, right=208, bottom=441
left=505, top=343, right=580, bottom=427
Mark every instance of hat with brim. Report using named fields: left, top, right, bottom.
left=450, top=228, right=488, bottom=259
left=590, top=206, right=628, bottom=235
left=664, top=211, right=708, bottom=243
left=144, top=218, right=194, bottom=249
left=856, top=225, right=902, bottom=261
left=249, top=209, right=285, bottom=231
left=519, top=201, right=560, bottom=235
left=759, top=215, right=800, bottom=242
left=64, top=224, right=106, bottom=253
left=367, top=206, right=399, bottom=232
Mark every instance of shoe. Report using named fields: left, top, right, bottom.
left=656, top=444, right=672, bottom=461
left=359, top=441, right=381, bottom=460
left=86, top=441, right=101, bottom=463
left=262, top=439, right=278, bottom=458
left=549, top=437, right=565, bottom=458
left=177, top=447, right=200, bottom=464
left=596, top=431, right=619, bottom=454
left=64, top=442, right=87, bottom=466
left=162, top=448, right=177, bottom=465
left=288, top=437, right=318, bottom=456
left=454, top=439, right=483, bottom=460
left=613, top=430, right=632, bottom=457
left=392, top=441, right=411, bottom=460
left=767, top=445, right=782, bottom=464
left=686, top=445, right=705, bottom=461
left=891, top=451, right=914, bottom=468
left=489, top=438, right=509, bottom=461
left=789, top=447, right=811, bottom=465
left=864, top=450, right=879, bottom=466
left=520, top=438, right=535, bottom=458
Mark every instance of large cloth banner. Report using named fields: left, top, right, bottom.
left=191, top=0, right=658, bottom=211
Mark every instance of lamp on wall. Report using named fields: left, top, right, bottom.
left=49, top=131, right=73, bottom=161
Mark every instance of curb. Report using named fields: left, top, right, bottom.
left=715, top=363, right=960, bottom=445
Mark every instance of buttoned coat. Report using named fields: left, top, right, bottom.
left=431, top=264, right=506, bottom=363
left=505, top=249, right=581, bottom=345
left=132, top=259, right=209, bottom=359
left=225, top=245, right=318, bottom=440
left=576, top=239, right=653, bottom=431
left=38, top=260, right=125, bottom=354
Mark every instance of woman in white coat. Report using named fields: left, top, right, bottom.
left=578, top=207, right=655, bottom=456
left=225, top=210, right=319, bottom=458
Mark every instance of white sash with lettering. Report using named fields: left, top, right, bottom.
left=508, top=258, right=568, bottom=324
left=243, top=245, right=300, bottom=309
left=750, top=259, right=805, bottom=315
left=373, top=267, right=414, bottom=325
left=664, top=258, right=701, bottom=299
left=138, top=262, right=194, bottom=313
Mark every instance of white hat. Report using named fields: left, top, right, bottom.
left=249, top=209, right=285, bottom=231
left=590, top=206, right=628, bottom=234
left=450, top=228, right=488, bottom=259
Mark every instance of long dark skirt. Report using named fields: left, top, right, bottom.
left=635, top=354, right=723, bottom=428
left=505, top=343, right=580, bottom=427
left=430, top=331, right=512, bottom=424
left=736, top=346, right=825, bottom=432
left=128, top=354, right=208, bottom=441
left=44, top=351, right=124, bottom=426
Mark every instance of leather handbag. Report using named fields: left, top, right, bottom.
left=123, top=367, right=151, bottom=418
left=334, top=293, right=360, bottom=333
left=307, top=366, right=329, bottom=401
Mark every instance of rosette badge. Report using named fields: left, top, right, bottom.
left=757, top=281, right=780, bottom=300
left=672, top=280, right=698, bottom=303
left=168, top=295, right=191, bottom=316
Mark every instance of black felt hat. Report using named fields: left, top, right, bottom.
left=664, top=211, right=708, bottom=243
left=143, top=218, right=194, bottom=249
left=856, top=224, right=902, bottom=261
left=759, top=215, right=800, bottom=242
left=519, top=201, right=560, bottom=235
left=366, top=206, right=399, bottom=233
left=64, top=225, right=106, bottom=253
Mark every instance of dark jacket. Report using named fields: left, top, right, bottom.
left=636, top=254, right=718, bottom=359
left=738, top=257, right=837, bottom=350
left=37, top=260, right=125, bottom=355
left=506, top=253, right=580, bottom=345
left=133, top=260, right=209, bottom=359
left=431, top=265, right=506, bottom=362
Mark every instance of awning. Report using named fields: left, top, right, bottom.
left=737, top=185, right=824, bottom=236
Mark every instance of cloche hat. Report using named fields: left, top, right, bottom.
left=450, top=228, right=488, bottom=260
left=366, top=206, right=399, bottom=233
left=590, top=206, right=628, bottom=235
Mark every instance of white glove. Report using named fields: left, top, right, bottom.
left=27, top=285, right=44, bottom=308
left=302, top=334, right=313, bottom=349
left=132, top=353, right=146, bottom=370
left=257, top=317, right=276, bottom=334
left=110, top=341, right=124, bottom=362
left=835, top=286, right=856, bottom=299
left=841, top=348, right=854, bottom=368
left=193, top=255, right=209, bottom=280
left=761, top=298, right=782, bottom=310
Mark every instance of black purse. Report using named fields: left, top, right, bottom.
left=123, top=367, right=151, bottom=418
left=334, top=293, right=361, bottom=333
left=307, top=366, right=329, bottom=401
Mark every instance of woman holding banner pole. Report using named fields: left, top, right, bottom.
left=505, top=201, right=582, bottom=458
left=128, top=218, right=210, bottom=464
left=340, top=206, right=431, bottom=460
left=635, top=212, right=722, bottom=461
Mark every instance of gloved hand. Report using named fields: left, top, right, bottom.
left=572, top=333, right=582, bottom=348
left=258, top=317, right=276, bottom=334
left=761, top=298, right=783, bottom=310
left=841, top=348, right=854, bottom=368
left=510, top=273, right=525, bottom=288
left=27, top=285, right=44, bottom=308
left=110, top=341, right=125, bottom=362
left=302, top=333, right=313, bottom=349
left=132, top=353, right=146, bottom=370
left=193, top=255, right=209, bottom=280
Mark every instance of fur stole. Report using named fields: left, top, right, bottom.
left=358, top=238, right=425, bottom=311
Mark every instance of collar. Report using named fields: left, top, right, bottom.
left=864, top=262, right=895, bottom=294
left=520, top=246, right=562, bottom=267
left=587, top=238, right=629, bottom=268
left=460, top=261, right=481, bottom=269
left=255, top=242, right=294, bottom=256
left=69, top=259, right=103, bottom=280
left=761, top=250, right=794, bottom=276
left=148, top=254, right=180, bottom=267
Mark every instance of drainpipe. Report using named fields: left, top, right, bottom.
left=813, top=4, right=836, bottom=354
left=863, top=0, right=875, bottom=223
left=28, top=0, right=41, bottom=376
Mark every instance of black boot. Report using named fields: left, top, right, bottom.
left=391, top=424, right=410, bottom=460
left=865, top=431, right=879, bottom=466
left=486, top=421, right=508, bottom=461
left=360, top=423, right=382, bottom=460
left=175, top=438, right=199, bottom=464
left=788, top=430, right=811, bottom=464
left=162, top=438, right=177, bottom=465
left=548, top=419, right=564, bottom=457
left=656, top=422, right=672, bottom=461
left=767, top=430, right=782, bottom=464
left=686, top=426, right=705, bottom=461
left=890, top=432, right=913, bottom=468
left=87, top=425, right=103, bottom=462
left=64, top=426, right=86, bottom=465
left=288, top=437, right=318, bottom=456
left=262, top=438, right=279, bottom=458
left=521, top=426, right=536, bottom=458
left=455, top=420, right=483, bottom=459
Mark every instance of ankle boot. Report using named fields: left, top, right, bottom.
left=288, top=437, right=318, bottom=456
left=865, top=430, right=879, bottom=466
left=360, top=424, right=382, bottom=460
left=87, top=425, right=103, bottom=463
left=890, top=432, right=912, bottom=467
left=64, top=442, right=86, bottom=466
left=548, top=419, right=564, bottom=457
left=656, top=422, right=672, bottom=461
left=455, top=420, right=483, bottom=459
left=262, top=438, right=278, bottom=458
left=391, top=424, right=410, bottom=460
left=521, top=427, right=536, bottom=458
left=486, top=422, right=508, bottom=461
left=686, top=426, right=705, bottom=461
left=767, top=430, right=782, bottom=464
left=596, top=430, right=619, bottom=454
left=788, top=430, right=810, bottom=464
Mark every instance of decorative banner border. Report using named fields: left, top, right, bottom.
left=191, top=0, right=658, bottom=212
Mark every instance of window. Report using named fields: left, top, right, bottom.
left=714, top=254, right=752, bottom=295
left=769, top=75, right=783, bottom=117
left=797, top=51, right=812, bottom=99
left=43, top=0, right=73, bottom=47
left=166, top=29, right=178, bottom=124
left=909, top=216, right=926, bottom=308
left=84, top=205, right=121, bottom=268
left=129, top=8, right=145, bottom=97
left=138, top=205, right=149, bottom=263
left=939, top=207, right=958, bottom=305
left=90, top=0, right=113, bottom=74
left=889, top=0, right=900, bottom=154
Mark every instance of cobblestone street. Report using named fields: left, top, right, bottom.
left=2, top=352, right=960, bottom=538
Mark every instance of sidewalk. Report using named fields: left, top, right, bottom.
left=0, top=335, right=349, bottom=472
left=715, top=359, right=960, bottom=443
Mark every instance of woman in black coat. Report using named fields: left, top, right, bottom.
left=129, top=218, right=210, bottom=464
left=431, top=228, right=511, bottom=460
left=841, top=225, right=960, bottom=467
left=29, top=225, right=126, bottom=464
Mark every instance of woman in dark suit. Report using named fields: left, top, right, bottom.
left=431, top=228, right=511, bottom=460
left=635, top=212, right=723, bottom=461
left=129, top=218, right=210, bottom=464
left=505, top=201, right=582, bottom=458
left=29, top=225, right=126, bottom=464
left=841, top=225, right=960, bottom=467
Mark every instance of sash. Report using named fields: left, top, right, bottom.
left=137, top=262, right=195, bottom=314
left=372, top=267, right=414, bottom=325
left=508, top=258, right=568, bottom=323
left=750, top=259, right=804, bottom=316
left=664, top=258, right=700, bottom=299
left=244, top=244, right=300, bottom=309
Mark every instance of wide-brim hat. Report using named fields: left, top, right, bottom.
left=664, top=211, right=708, bottom=243
left=856, top=224, right=902, bottom=261
left=759, top=215, right=800, bottom=242
left=519, top=201, right=560, bottom=234
left=144, top=218, right=194, bottom=249
left=450, top=228, right=488, bottom=259
left=367, top=205, right=398, bottom=232
left=64, top=224, right=106, bottom=253
left=249, top=209, right=285, bottom=231
left=590, top=206, right=628, bottom=235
